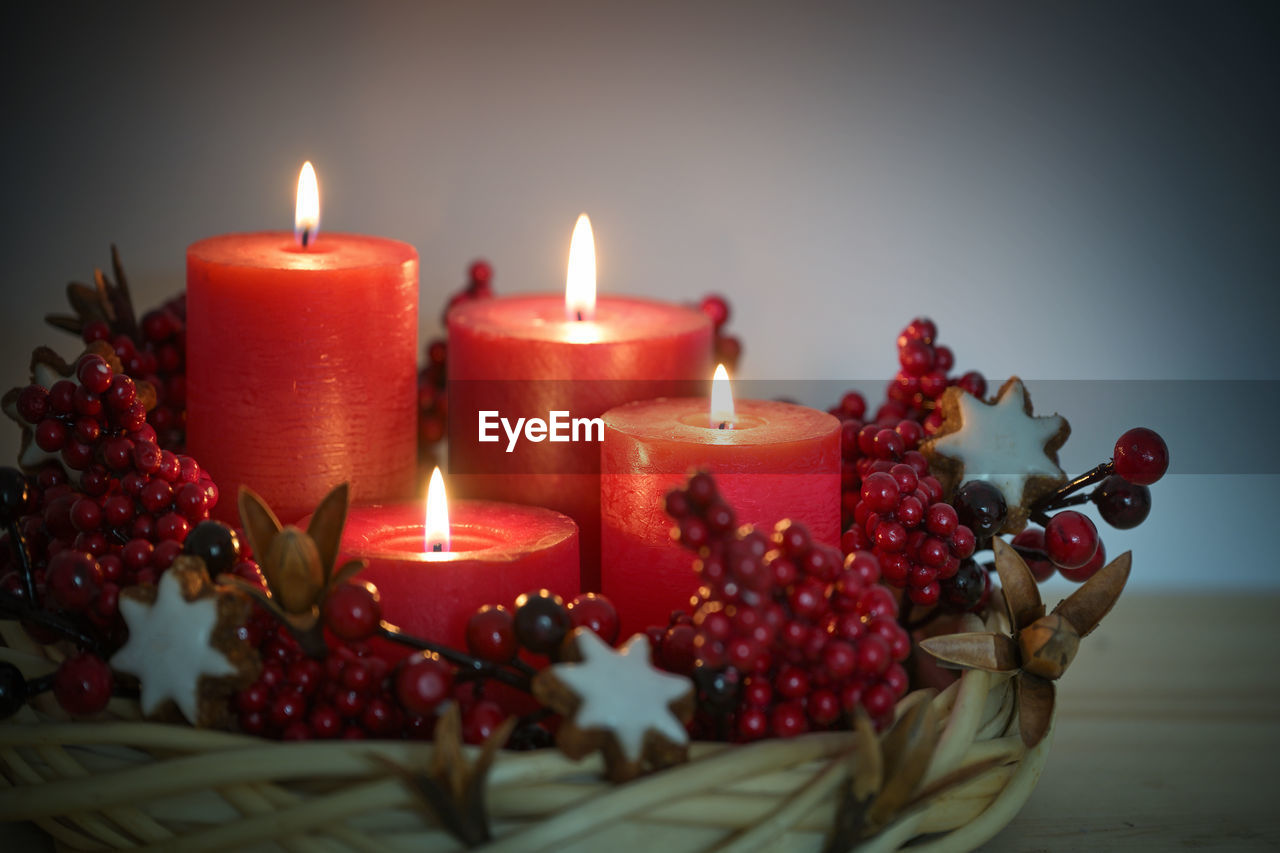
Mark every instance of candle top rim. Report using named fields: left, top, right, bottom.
left=333, top=498, right=578, bottom=563
left=188, top=231, right=417, bottom=270
left=448, top=293, right=710, bottom=342
left=602, top=396, right=840, bottom=444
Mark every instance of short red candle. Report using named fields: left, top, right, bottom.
left=336, top=500, right=579, bottom=649
left=187, top=231, right=418, bottom=524
left=600, top=397, right=841, bottom=637
left=447, top=294, right=712, bottom=591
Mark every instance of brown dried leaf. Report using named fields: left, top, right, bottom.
left=306, top=483, right=349, bottom=583
left=866, top=691, right=939, bottom=829
left=66, top=282, right=107, bottom=325
left=919, top=632, right=1020, bottom=673
left=238, top=487, right=283, bottom=569
left=329, top=559, right=367, bottom=589
left=1053, top=551, right=1132, bottom=638
left=431, top=703, right=468, bottom=803
left=993, top=537, right=1044, bottom=631
left=265, top=528, right=324, bottom=614
left=1017, top=674, right=1055, bottom=748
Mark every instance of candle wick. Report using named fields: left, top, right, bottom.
left=299, top=228, right=312, bottom=249
left=718, top=421, right=728, bottom=430
left=575, top=310, right=584, bottom=322
left=432, top=543, right=443, bottom=553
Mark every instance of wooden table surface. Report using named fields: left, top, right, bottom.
left=984, top=593, right=1280, bottom=852
left=7, top=594, right=1279, bottom=851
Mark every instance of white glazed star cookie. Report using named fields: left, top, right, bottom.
left=923, top=377, right=1070, bottom=534
left=111, top=556, right=258, bottom=727
left=533, top=628, right=695, bottom=782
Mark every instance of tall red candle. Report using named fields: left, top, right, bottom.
left=336, top=499, right=579, bottom=649
left=447, top=216, right=712, bottom=591
left=600, top=389, right=841, bottom=637
left=187, top=164, right=418, bottom=524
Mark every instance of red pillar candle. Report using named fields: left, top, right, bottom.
left=334, top=474, right=579, bottom=649
left=600, top=370, right=842, bottom=637
left=447, top=216, right=712, bottom=591
left=187, top=163, right=418, bottom=524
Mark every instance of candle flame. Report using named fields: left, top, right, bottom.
left=424, top=467, right=450, bottom=553
left=295, top=161, right=320, bottom=248
left=565, top=213, right=596, bottom=321
left=710, top=363, right=736, bottom=428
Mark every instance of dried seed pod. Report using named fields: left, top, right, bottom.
left=1018, top=613, right=1079, bottom=680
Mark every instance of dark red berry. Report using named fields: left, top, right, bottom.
left=1113, top=427, right=1169, bottom=486
left=1058, top=539, right=1107, bottom=583
left=76, top=355, right=113, bottom=394
left=462, top=699, right=507, bottom=745
left=567, top=593, right=619, bottom=645
left=953, top=481, right=1007, bottom=539
left=53, top=653, right=112, bottom=715
left=1043, top=511, right=1099, bottom=570
left=1011, top=528, right=1055, bottom=581
left=395, top=652, right=453, bottom=715
left=323, top=582, right=383, bottom=641
left=513, top=589, right=571, bottom=655
left=46, top=550, right=100, bottom=611
left=466, top=604, right=518, bottom=662
left=1093, top=474, right=1151, bottom=530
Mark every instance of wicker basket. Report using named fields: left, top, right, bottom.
left=0, top=605, right=1048, bottom=853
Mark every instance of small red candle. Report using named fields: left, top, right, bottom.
left=600, top=366, right=842, bottom=637
left=448, top=215, right=712, bottom=591
left=336, top=468, right=579, bottom=648
left=187, top=163, right=418, bottom=524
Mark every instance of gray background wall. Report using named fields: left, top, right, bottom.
left=2, top=1, right=1277, bottom=589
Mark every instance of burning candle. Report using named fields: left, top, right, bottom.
left=336, top=468, right=580, bottom=648
left=187, top=163, right=418, bottom=524
left=600, top=366, right=842, bottom=637
left=447, top=214, right=713, bottom=591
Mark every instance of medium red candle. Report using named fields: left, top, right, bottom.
left=447, top=215, right=712, bottom=591
left=601, top=367, right=842, bottom=637
left=187, top=163, right=418, bottom=524
left=335, top=469, right=579, bottom=649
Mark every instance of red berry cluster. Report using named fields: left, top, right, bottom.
left=658, top=472, right=911, bottom=737
left=881, top=317, right=986, bottom=432
left=834, top=423, right=977, bottom=606
left=3, top=351, right=218, bottom=646
left=82, top=295, right=188, bottom=452
left=417, top=261, right=494, bottom=466
left=1017, top=427, right=1170, bottom=584
left=696, top=294, right=742, bottom=373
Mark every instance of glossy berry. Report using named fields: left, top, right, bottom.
left=513, top=589, right=571, bottom=655
left=462, top=699, right=507, bottom=745
left=1113, top=428, right=1169, bottom=486
left=53, top=653, right=112, bottom=715
left=1093, top=475, right=1151, bottom=530
left=941, top=559, right=987, bottom=611
left=76, top=354, right=113, bottom=394
left=183, top=520, right=241, bottom=574
left=0, top=662, right=27, bottom=720
left=323, top=582, right=383, bottom=641
left=567, top=593, right=619, bottom=645
left=395, top=652, right=453, bottom=715
left=953, top=481, right=1007, bottom=539
left=466, top=604, right=518, bottom=662
left=46, top=550, right=100, bottom=612
left=1043, top=511, right=1099, bottom=570
left=1058, top=539, right=1107, bottom=583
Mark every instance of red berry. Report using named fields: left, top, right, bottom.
left=1093, top=475, right=1151, bottom=530
left=926, top=503, right=958, bottom=538
left=957, top=371, right=987, bottom=398
left=466, top=604, right=518, bottom=662
left=862, top=683, right=897, bottom=719
left=699, top=294, right=731, bottom=328
left=462, top=699, right=507, bottom=744
left=770, top=700, right=809, bottom=738
left=77, top=354, right=113, bottom=394
left=139, top=479, right=173, bottom=513
left=70, top=498, right=102, bottom=533
left=898, top=340, right=935, bottom=376
left=46, top=550, right=101, bottom=611
left=323, top=582, right=383, bottom=641
left=659, top=623, right=697, bottom=674
left=1044, top=511, right=1099, bottom=570
left=53, top=653, right=112, bottom=715
left=16, top=385, right=49, bottom=423
left=310, top=705, right=342, bottom=738
left=567, top=593, right=620, bottom=645
left=1113, top=427, right=1169, bottom=486
left=34, top=418, right=67, bottom=452
left=1058, top=540, right=1107, bottom=583
left=738, top=707, right=769, bottom=741
left=513, top=589, right=571, bottom=654
left=395, top=652, right=453, bottom=715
